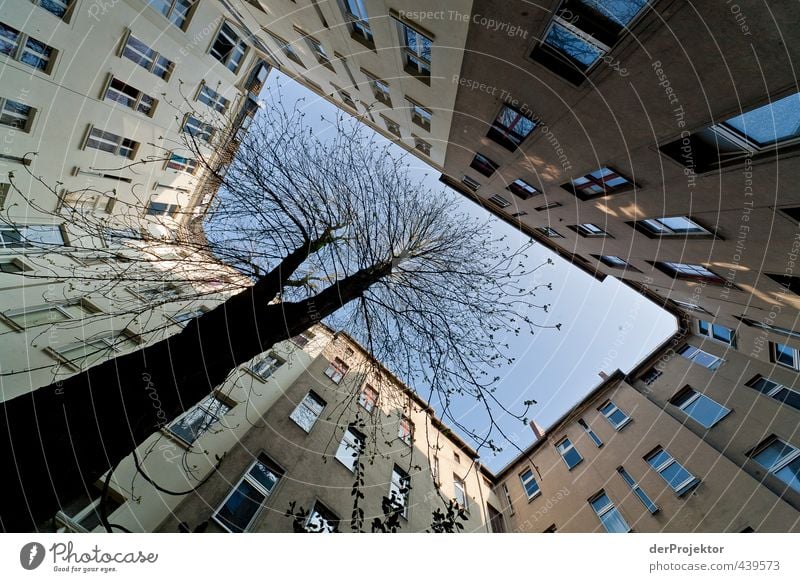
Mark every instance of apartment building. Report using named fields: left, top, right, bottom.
left=436, top=0, right=800, bottom=369
left=156, top=330, right=496, bottom=533
left=495, top=368, right=800, bottom=533
left=1, top=0, right=272, bottom=232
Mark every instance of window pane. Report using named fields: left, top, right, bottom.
left=659, top=461, right=693, bottom=491
left=774, top=456, right=800, bottom=492
left=682, top=393, right=729, bottom=428
left=248, top=460, right=280, bottom=493
left=580, top=0, right=648, bottom=26
left=215, top=480, right=265, bottom=533
left=545, top=23, right=603, bottom=68
left=754, top=441, right=796, bottom=470
left=724, top=92, right=800, bottom=147
left=599, top=507, right=629, bottom=533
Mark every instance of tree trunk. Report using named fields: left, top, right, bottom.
left=0, top=243, right=390, bottom=531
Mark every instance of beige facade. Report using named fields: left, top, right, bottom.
left=157, top=331, right=497, bottom=533
left=495, top=370, right=800, bottom=533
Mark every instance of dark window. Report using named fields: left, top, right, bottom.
left=507, top=178, right=539, bottom=200
left=653, top=261, right=725, bottom=285
left=562, top=167, right=634, bottom=200
left=766, top=273, right=800, bottom=295
left=470, top=153, right=499, bottom=177
left=487, top=105, right=537, bottom=151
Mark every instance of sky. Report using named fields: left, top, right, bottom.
left=262, top=71, right=677, bottom=472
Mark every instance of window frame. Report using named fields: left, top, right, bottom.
left=771, top=341, right=800, bottom=371
left=617, top=466, right=658, bottom=514
left=305, top=500, right=340, bottom=532
left=83, top=125, right=139, bottom=159
left=0, top=22, right=57, bottom=74
left=645, top=447, right=699, bottom=496
left=598, top=401, right=631, bottom=430
left=488, top=194, right=511, bottom=209
left=697, top=319, right=736, bottom=346
left=669, top=386, right=731, bottom=429
left=143, top=0, right=196, bottom=31
left=0, top=96, right=36, bottom=132
left=324, top=357, right=349, bottom=384
left=487, top=104, right=538, bottom=151
left=589, top=490, right=630, bottom=533
left=746, top=375, right=800, bottom=413
left=167, top=392, right=234, bottom=445
left=519, top=467, right=541, bottom=500
left=507, top=178, right=539, bottom=200
left=677, top=344, right=724, bottom=370
left=750, top=437, right=800, bottom=494
left=577, top=418, right=603, bottom=447
left=289, top=390, right=326, bottom=432
left=389, top=465, right=411, bottom=518
left=398, top=415, right=414, bottom=445
left=196, top=82, right=230, bottom=114
left=634, top=216, right=713, bottom=238
left=120, top=31, right=174, bottom=80
left=653, top=261, right=726, bottom=286
left=573, top=223, right=609, bottom=238
left=470, top=153, right=499, bottom=177
left=358, top=384, right=379, bottom=413
left=536, top=226, right=564, bottom=239
left=555, top=437, right=583, bottom=470
left=394, top=17, right=432, bottom=83
left=453, top=474, right=468, bottom=511
left=212, top=454, right=283, bottom=533
left=335, top=426, right=365, bottom=472
left=562, top=167, right=635, bottom=200
left=247, top=351, right=285, bottom=381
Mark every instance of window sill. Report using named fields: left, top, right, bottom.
left=675, top=478, right=701, bottom=497
left=526, top=491, right=542, bottom=503
left=613, top=418, right=632, bottom=431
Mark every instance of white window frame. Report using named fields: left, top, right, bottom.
left=598, top=401, right=631, bottom=430
left=578, top=418, right=603, bottom=447
left=196, top=83, right=230, bottom=113
left=305, top=501, right=339, bottom=532
left=358, top=384, right=379, bottom=413
left=617, top=467, right=658, bottom=514
left=747, top=376, right=800, bottom=412
left=488, top=194, right=511, bottom=208
left=335, top=427, right=364, bottom=472
left=182, top=115, right=215, bottom=143
left=247, top=351, right=285, bottom=380
left=555, top=437, right=583, bottom=470
left=102, top=75, right=156, bottom=116
left=751, top=437, right=800, bottom=493
left=51, top=331, right=140, bottom=370
left=589, top=491, right=630, bottom=533
left=165, top=152, right=198, bottom=174
left=670, top=387, right=730, bottom=429
left=210, top=22, right=248, bottom=73
left=2, top=300, right=94, bottom=331
left=144, top=0, right=195, bottom=30
left=453, top=475, right=468, bottom=511
left=324, top=357, right=349, bottom=384
left=640, top=216, right=710, bottom=236
left=0, top=96, right=35, bottom=132
left=398, top=415, right=414, bottom=445
left=771, top=341, right=800, bottom=371
left=678, top=344, right=724, bottom=370
left=167, top=392, right=233, bottom=445
left=389, top=466, right=410, bottom=518
left=213, top=455, right=282, bottom=532
left=289, top=391, right=326, bottom=432
left=519, top=468, right=541, bottom=500
left=120, top=32, right=173, bottom=79
left=645, top=448, right=699, bottom=496
left=84, top=126, right=139, bottom=159
left=0, top=22, right=56, bottom=73
left=0, top=224, right=64, bottom=250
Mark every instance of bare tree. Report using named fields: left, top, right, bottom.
left=0, top=85, right=554, bottom=531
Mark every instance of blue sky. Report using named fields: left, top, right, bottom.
left=264, top=71, right=677, bottom=472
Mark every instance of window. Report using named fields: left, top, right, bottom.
left=462, top=176, right=480, bottom=191
left=578, top=419, right=603, bottom=447
left=248, top=352, right=285, bottom=380
left=408, top=99, right=432, bottom=131
left=213, top=454, right=282, bottom=532
left=750, top=437, right=800, bottom=493
left=543, top=524, right=557, bottom=533
left=31, top=0, right=73, bottom=20
left=414, top=136, right=431, bottom=156
left=641, top=368, right=663, bottom=386
left=265, top=31, right=305, bottom=67
left=575, top=223, right=608, bottom=237
left=197, top=84, right=230, bottom=113
left=453, top=452, right=461, bottom=464
left=209, top=23, right=248, bottom=73
left=563, top=167, right=634, bottom=200
left=398, top=415, right=413, bottom=445
left=359, top=384, right=379, bottom=413
left=556, top=437, right=582, bottom=469
left=487, top=504, right=506, bottom=533
left=535, top=201, right=562, bottom=211
left=589, top=491, right=630, bottom=533
left=103, top=77, right=156, bottom=116
left=507, top=179, right=539, bottom=200
left=488, top=105, right=537, bottom=150
left=334, top=86, right=357, bottom=109
left=0, top=22, right=56, bottom=73
left=342, top=0, right=373, bottom=46
left=531, top=0, right=649, bottom=85
left=739, top=318, right=800, bottom=340
left=0, top=97, right=35, bottom=131
left=168, top=393, right=232, bottom=444
left=660, top=91, right=800, bottom=172
left=289, top=391, right=326, bottom=432
left=290, top=329, right=315, bottom=347
left=766, top=273, right=800, bottom=295
left=453, top=475, right=468, bottom=510
left=673, top=300, right=711, bottom=315
left=678, top=344, right=723, bottom=370
left=0, top=257, right=30, bottom=273
left=519, top=468, right=540, bottom=500
left=645, top=447, right=699, bottom=495
left=0, top=182, right=8, bottom=209
left=324, top=357, right=349, bottom=384
left=637, top=216, right=711, bottom=237
left=654, top=261, right=725, bottom=285
left=698, top=320, right=735, bottom=345
left=146, top=202, right=180, bottom=217
left=301, top=34, right=333, bottom=70
left=129, top=282, right=183, bottom=302
left=488, top=194, right=511, bottom=209
left=617, top=467, right=658, bottom=514
left=305, top=502, right=339, bottom=532
left=0, top=224, right=63, bottom=249
left=747, top=376, right=800, bottom=412
left=536, top=226, right=563, bottom=238
left=172, top=308, right=205, bottom=327
left=772, top=342, right=800, bottom=371
left=595, top=255, right=632, bottom=269
left=670, top=386, right=730, bottom=429
left=389, top=466, right=410, bottom=517
left=470, top=153, right=498, bottom=177
left=165, top=153, right=198, bottom=174
left=85, top=127, right=139, bottom=159
left=396, top=20, right=431, bottom=81
left=55, top=490, right=123, bottom=533
left=3, top=301, right=93, bottom=330
left=381, top=115, right=401, bottom=137
left=599, top=401, right=631, bottom=430
left=145, top=0, right=195, bottom=30
left=53, top=332, right=139, bottom=369
left=182, top=116, right=214, bottom=143
left=121, top=33, right=173, bottom=79
left=335, top=427, right=364, bottom=471
left=364, top=71, right=391, bottom=105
